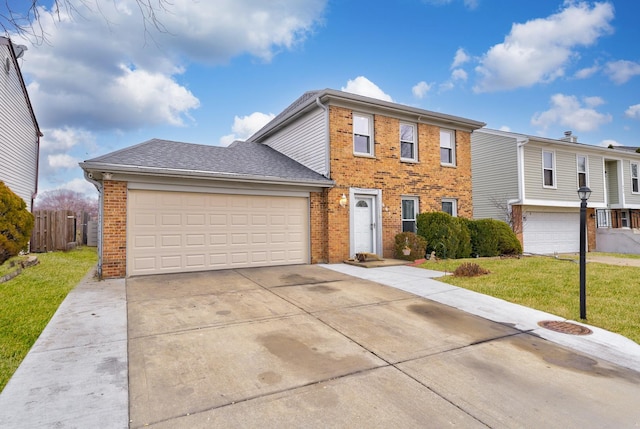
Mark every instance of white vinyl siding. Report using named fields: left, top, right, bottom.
left=0, top=42, right=39, bottom=211
left=606, top=161, right=620, bottom=205
left=127, top=190, right=309, bottom=276
left=262, top=107, right=327, bottom=176
left=523, top=145, right=605, bottom=203
left=470, top=131, right=519, bottom=220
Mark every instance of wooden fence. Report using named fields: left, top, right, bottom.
left=30, top=210, right=77, bottom=252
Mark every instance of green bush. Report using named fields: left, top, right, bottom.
left=494, top=219, right=522, bottom=255
left=417, top=212, right=471, bottom=259
left=467, top=218, right=522, bottom=257
left=394, top=231, right=427, bottom=261
left=0, top=181, right=34, bottom=265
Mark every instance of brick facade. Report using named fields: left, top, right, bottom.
left=324, top=106, right=473, bottom=262
left=101, top=180, right=127, bottom=278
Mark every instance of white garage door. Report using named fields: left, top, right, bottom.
left=523, top=210, right=580, bottom=254
left=127, top=190, right=309, bottom=276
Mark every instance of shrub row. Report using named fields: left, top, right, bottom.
left=414, top=212, right=521, bottom=259
left=0, top=181, right=34, bottom=265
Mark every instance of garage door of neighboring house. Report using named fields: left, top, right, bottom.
left=127, top=190, right=309, bottom=276
left=522, top=210, right=580, bottom=254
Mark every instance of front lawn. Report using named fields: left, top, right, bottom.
left=0, top=247, right=98, bottom=392
left=418, top=255, right=640, bottom=344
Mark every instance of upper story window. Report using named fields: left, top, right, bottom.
left=353, top=113, right=373, bottom=156
left=441, top=198, right=457, bottom=217
left=577, top=155, right=588, bottom=187
left=401, top=197, right=419, bottom=233
left=400, top=123, right=417, bottom=161
left=440, top=129, right=455, bottom=165
left=542, top=150, right=556, bottom=188
left=632, top=162, right=639, bottom=194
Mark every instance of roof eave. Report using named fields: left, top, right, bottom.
left=79, top=162, right=335, bottom=188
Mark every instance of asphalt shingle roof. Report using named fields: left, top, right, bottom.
left=83, top=138, right=333, bottom=185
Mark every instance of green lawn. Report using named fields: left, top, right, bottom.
left=0, top=247, right=98, bottom=392
left=418, top=255, right=640, bottom=344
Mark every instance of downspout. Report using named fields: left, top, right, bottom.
left=30, top=131, right=43, bottom=212
left=315, top=97, right=330, bottom=178
left=84, top=170, right=103, bottom=278
left=512, top=137, right=529, bottom=207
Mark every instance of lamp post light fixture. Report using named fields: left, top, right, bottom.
left=578, top=185, right=591, bottom=320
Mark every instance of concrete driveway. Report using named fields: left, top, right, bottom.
left=127, top=265, right=640, bottom=428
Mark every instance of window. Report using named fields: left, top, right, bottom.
left=401, top=197, right=418, bottom=233
left=440, top=129, right=455, bottom=165
left=441, top=198, right=457, bottom=217
left=400, top=123, right=417, bottom=161
left=621, top=210, right=629, bottom=228
left=632, top=162, right=639, bottom=194
left=353, top=113, right=373, bottom=155
left=543, top=150, right=555, bottom=188
left=577, top=155, right=588, bottom=188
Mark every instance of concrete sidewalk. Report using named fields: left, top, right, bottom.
left=1, top=262, right=639, bottom=428
left=0, top=269, right=129, bottom=428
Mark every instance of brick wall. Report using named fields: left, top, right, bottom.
left=310, top=190, right=328, bottom=263
left=324, top=106, right=473, bottom=262
left=101, top=180, right=127, bottom=278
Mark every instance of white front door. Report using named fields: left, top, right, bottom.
left=354, top=196, right=375, bottom=253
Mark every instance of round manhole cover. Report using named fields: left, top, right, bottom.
left=538, top=320, right=592, bottom=336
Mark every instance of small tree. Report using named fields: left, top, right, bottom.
left=35, top=189, right=98, bottom=218
left=417, top=212, right=471, bottom=259
left=0, top=181, right=34, bottom=265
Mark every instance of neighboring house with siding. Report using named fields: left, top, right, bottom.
left=471, top=128, right=640, bottom=255
left=81, top=88, right=484, bottom=278
left=0, top=37, right=41, bottom=211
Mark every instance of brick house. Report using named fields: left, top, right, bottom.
left=81, top=89, right=484, bottom=278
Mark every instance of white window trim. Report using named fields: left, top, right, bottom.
left=441, top=198, right=458, bottom=217
left=577, top=154, right=589, bottom=187
left=440, top=128, right=456, bottom=166
left=631, top=162, right=639, bottom=194
left=401, top=196, right=419, bottom=232
left=353, top=113, right=374, bottom=157
left=400, top=122, right=418, bottom=162
left=542, top=150, right=557, bottom=189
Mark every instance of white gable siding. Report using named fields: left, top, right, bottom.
left=0, top=43, right=39, bottom=211
left=470, top=131, right=519, bottom=220
left=262, top=107, right=328, bottom=176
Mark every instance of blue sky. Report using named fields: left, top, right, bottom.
left=8, top=0, right=640, bottom=199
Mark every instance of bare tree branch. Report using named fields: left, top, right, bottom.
left=1, top=0, right=173, bottom=45
left=488, top=195, right=524, bottom=235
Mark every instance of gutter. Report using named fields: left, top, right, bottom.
left=79, top=162, right=335, bottom=188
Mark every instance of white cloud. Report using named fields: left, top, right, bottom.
left=474, top=2, right=614, bottom=92
left=219, top=112, right=276, bottom=146
left=48, top=154, right=79, bottom=169
left=499, top=125, right=511, bottom=132
left=412, top=81, right=432, bottom=99
left=451, top=48, right=470, bottom=68
left=574, top=64, right=600, bottom=79
left=625, top=104, right=640, bottom=120
left=15, top=0, right=326, bottom=131
left=451, top=68, right=468, bottom=81
left=605, top=60, right=640, bottom=84
left=341, top=76, right=393, bottom=102
left=583, top=96, right=604, bottom=108
left=439, top=81, right=455, bottom=92
left=40, top=127, right=96, bottom=151
left=531, top=93, right=612, bottom=132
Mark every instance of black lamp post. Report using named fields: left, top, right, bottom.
left=578, top=185, right=591, bottom=320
